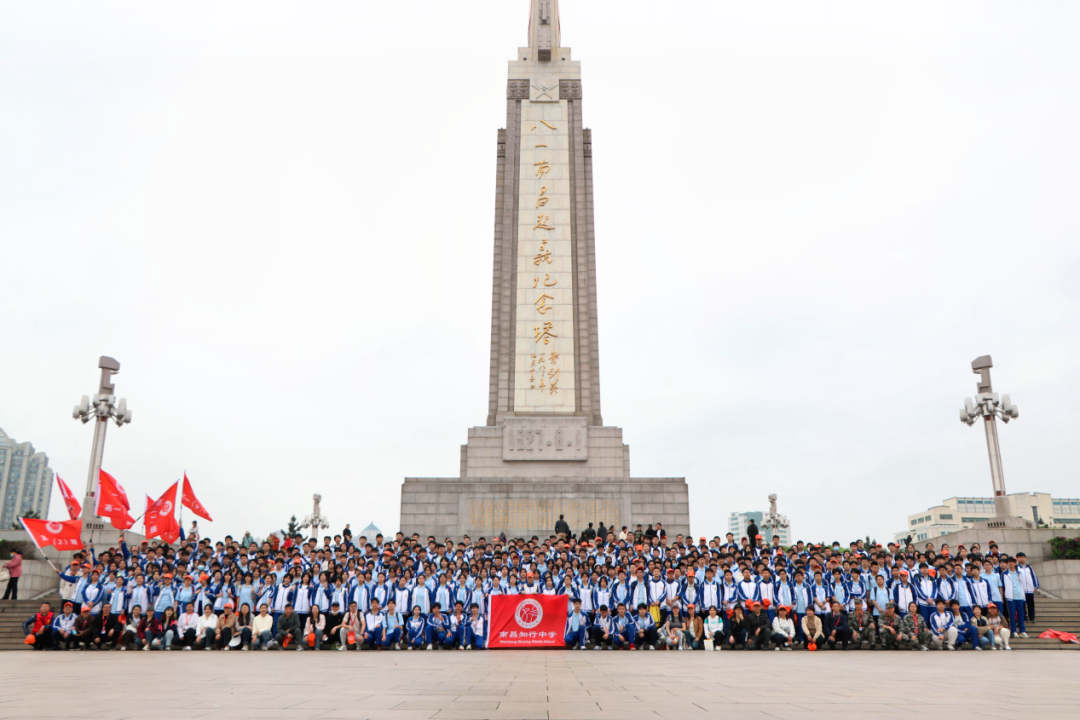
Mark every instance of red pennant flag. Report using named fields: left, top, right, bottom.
left=56, top=475, right=81, bottom=521
left=95, top=469, right=135, bottom=530
left=181, top=474, right=213, bottom=522
left=145, top=482, right=181, bottom=544
left=20, top=517, right=84, bottom=551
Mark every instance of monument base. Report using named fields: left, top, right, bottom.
left=400, top=476, right=689, bottom=541
left=973, top=516, right=1035, bottom=530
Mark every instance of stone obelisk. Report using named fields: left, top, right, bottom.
left=401, top=0, right=689, bottom=541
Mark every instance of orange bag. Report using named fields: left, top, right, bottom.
left=282, top=636, right=290, bottom=648
left=347, top=631, right=356, bottom=645
left=24, top=635, right=35, bottom=645
left=307, top=633, right=316, bottom=647
left=807, top=642, right=817, bottom=651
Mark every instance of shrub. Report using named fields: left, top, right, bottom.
left=1048, top=536, right=1080, bottom=560
left=0, top=539, right=35, bottom=560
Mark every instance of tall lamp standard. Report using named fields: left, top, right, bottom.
left=72, top=356, right=132, bottom=527
left=959, top=355, right=1028, bottom=528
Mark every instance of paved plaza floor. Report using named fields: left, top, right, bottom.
left=0, top=650, right=1076, bottom=720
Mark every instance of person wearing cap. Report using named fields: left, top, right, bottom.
left=849, top=598, right=876, bottom=650
left=275, top=603, right=303, bottom=650
left=152, top=574, right=177, bottom=620
left=770, top=606, right=795, bottom=650
left=215, top=602, right=237, bottom=649
left=877, top=603, right=903, bottom=650
left=51, top=601, right=79, bottom=650
left=683, top=604, right=704, bottom=650
left=73, top=603, right=96, bottom=649
left=746, top=601, right=770, bottom=650
left=985, top=602, right=1011, bottom=650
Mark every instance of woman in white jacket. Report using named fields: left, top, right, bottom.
left=195, top=605, right=219, bottom=650
left=303, top=605, right=326, bottom=650
left=770, top=605, right=796, bottom=650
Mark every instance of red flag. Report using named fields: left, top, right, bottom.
left=20, top=517, right=84, bottom=551
left=487, top=594, right=568, bottom=648
left=95, top=469, right=135, bottom=530
left=56, top=475, right=81, bottom=520
left=145, top=482, right=181, bottom=544
left=181, top=474, right=212, bottom=521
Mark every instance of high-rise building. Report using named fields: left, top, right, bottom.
left=728, top=510, right=792, bottom=546
left=894, top=492, right=1080, bottom=543
left=0, top=426, right=54, bottom=529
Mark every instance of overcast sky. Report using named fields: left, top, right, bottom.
left=2, top=1, right=1078, bottom=545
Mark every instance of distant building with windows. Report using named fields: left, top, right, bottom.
left=0, top=426, right=54, bottom=529
left=728, top=510, right=792, bottom=546
left=894, top=493, right=1080, bottom=543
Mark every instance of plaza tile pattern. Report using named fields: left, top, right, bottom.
left=0, top=650, right=1077, bottom=719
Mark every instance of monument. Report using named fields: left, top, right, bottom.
left=400, top=0, right=690, bottom=541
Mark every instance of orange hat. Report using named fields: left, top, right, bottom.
left=755, top=534, right=763, bottom=540
left=293, top=558, right=302, bottom=565
left=988, top=602, right=997, bottom=610
left=70, top=561, right=79, bottom=567
left=751, top=601, right=761, bottom=608
left=687, top=569, right=695, bottom=578
left=81, top=604, right=91, bottom=612
left=199, top=573, right=208, bottom=583
left=24, top=635, right=36, bottom=645
left=899, top=569, right=908, bottom=576
left=761, top=599, right=771, bottom=608
left=686, top=603, right=695, bottom=610
left=699, top=537, right=706, bottom=542
left=928, top=568, right=937, bottom=577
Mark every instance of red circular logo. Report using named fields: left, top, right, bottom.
left=515, top=599, right=543, bottom=629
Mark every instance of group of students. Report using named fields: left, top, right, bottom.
left=21, top=527, right=1040, bottom=653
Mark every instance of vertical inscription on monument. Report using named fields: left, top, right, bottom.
left=514, top=91, right=576, bottom=413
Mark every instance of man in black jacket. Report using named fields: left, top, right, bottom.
left=554, top=515, right=570, bottom=540
left=746, top=602, right=771, bottom=650
left=824, top=601, right=852, bottom=650
left=580, top=523, right=596, bottom=543
left=93, top=603, right=121, bottom=650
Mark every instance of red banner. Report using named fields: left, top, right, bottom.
left=56, top=475, right=81, bottom=520
left=487, top=594, right=567, bottom=648
left=181, top=474, right=212, bottom=521
left=145, top=482, right=181, bottom=544
left=21, top=517, right=84, bottom=551
left=95, top=469, right=135, bottom=530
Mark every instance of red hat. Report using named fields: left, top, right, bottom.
left=987, top=603, right=997, bottom=610
left=761, top=598, right=771, bottom=608
left=899, top=569, right=908, bottom=576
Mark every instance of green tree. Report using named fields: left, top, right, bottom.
left=12, top=509, right=39, bottom=530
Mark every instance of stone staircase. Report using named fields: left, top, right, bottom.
left=0, top=593, right=63, bottom=651
left=1007, top=598, right=1080, bottom=651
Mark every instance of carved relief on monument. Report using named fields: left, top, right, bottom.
left=467, top=497, right=622, bottom=534
left=507, top=80, right=530, bottom=99
left=558, top=79, right=581, bottom=99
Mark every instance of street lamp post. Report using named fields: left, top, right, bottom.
left=72, top=356, right=132, bottom=526
left=959, top=355, right=1022, bottom=524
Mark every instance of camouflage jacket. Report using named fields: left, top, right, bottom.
left=900, top=613, right=927, bottom=637
left=878, top=612, right=903, bottom=636
left=849, top=610, right=874, bottom=633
